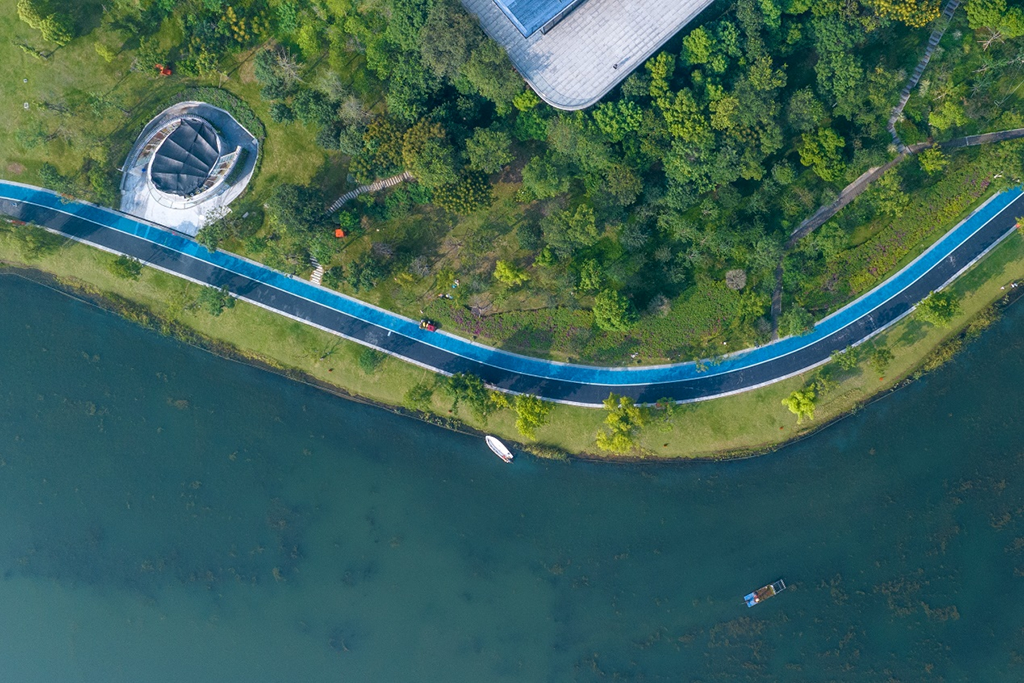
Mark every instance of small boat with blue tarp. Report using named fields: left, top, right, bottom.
left=744, top=579, right=786, bottom=607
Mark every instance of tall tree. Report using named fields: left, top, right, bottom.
left=513, top=395, right=552, bottom=439
left=419, top=0, right=482, bottom=79
left=782, top=388, right=816, bottom=423
left=916, top=291, right=961, bottom=327
left=267, top=184, right=323, bottom=239
left=966, top=0, right=1024, bottom=39
left=461, top=40, right=523, bottom=110
left=542, top=205, right=601, bottom=257
left=872, top=0, right=941, bottom=27
left=593, top=289, right=638, bottom=331
left=799, top=128, right=846, bottom=182
left=402, top=120, right=457, bottom=189
left=465, top=128, right=513, bottom=174
left=596, top=394, right=650, bottom=453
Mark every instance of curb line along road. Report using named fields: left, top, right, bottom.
left=1, top=180, right=1021, bottom=407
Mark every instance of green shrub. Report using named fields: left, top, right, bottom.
left=38, top=163, right=72, bottom=194
left=870, top=345, right=894, bottom=374
left=144, top=87, right=266, bottom=141
left=922, top=338, right=962, bottom=372
left=779, top=306, right=814, bottom=337
left=965, top=305, right=999, bottom=338
left=108, top=255, right=143, bottom=280
left=196, top=285, right=235, bottom=316
left=14, top=225, right=64, bottom=260
left=322, top=266, right=344, bottom=290
left=269, top=103, right=294, bottom=123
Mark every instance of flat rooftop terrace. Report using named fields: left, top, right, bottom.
left=463, top=0, right=715, bottom=109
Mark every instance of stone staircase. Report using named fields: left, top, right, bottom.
left=888, top=0, right=961, bottom=152
left=325, top=171, right=414, bottom=214
left=310, top=255, right=325, bottom=286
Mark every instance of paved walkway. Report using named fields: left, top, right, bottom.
left=942, top=127, right=1024, bottom=149
left=309, top=255, right=324, bottom=285
left=1, top=179, right=1020, bottom=407
left=785, top=128, right=1024, bottom=253
left=771, top=148, right=924, bottom=336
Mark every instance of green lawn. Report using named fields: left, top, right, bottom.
left=0, top=1, right=324, bottom=202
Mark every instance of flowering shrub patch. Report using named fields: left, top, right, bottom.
left=635, top=280, right=741, bottom=359
left=813, top=144, right=1024, bottom=309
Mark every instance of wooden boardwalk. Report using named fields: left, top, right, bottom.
left=310, top=255, right=324, bottom=285
left=325, top=172, right=413, bottom=214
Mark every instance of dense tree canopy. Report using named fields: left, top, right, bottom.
left=465, top=129, right=513, bottom=174
left=41, top=0, right=1024, bottom=375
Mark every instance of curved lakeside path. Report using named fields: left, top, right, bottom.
left=1, top=179, right=1022, bottom=407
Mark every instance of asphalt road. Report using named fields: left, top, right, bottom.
left=1, top=182, right=1021, bottom=407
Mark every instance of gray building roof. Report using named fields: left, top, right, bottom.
left=463, top=0, right=715, bottom=110
left=150, top=118, right=221, bottom=196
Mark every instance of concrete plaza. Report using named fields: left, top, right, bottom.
left=119, top=102, right=259, bottom=237
left=462, top=0, right=715, bottom=109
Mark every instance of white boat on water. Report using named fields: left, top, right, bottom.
left=485, top=436, right=514, bottom=463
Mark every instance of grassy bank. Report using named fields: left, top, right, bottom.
left=0, top=0, right=340, bottom=199
left=2, top=219, right=1022, bottom=461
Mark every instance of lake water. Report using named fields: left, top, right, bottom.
left=2, top=272, right=1024, bottom=682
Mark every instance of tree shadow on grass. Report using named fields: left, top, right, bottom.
left=75, top=1, right=108, bottom=37
left=898, top=317, right=930, bottom=346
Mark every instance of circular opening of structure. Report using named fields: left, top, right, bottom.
left=149, top=118, right=221, bottom=197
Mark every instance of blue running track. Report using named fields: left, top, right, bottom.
left=1, top=179, right=1021, bottom=406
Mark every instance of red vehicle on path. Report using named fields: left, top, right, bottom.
left=419, top=319, right=437, bottom=332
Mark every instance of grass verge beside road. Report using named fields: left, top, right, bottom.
left=2, top=222, right=1022, bottom=461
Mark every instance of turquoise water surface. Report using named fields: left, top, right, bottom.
left=2, top=272, right=1024, bottom=681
